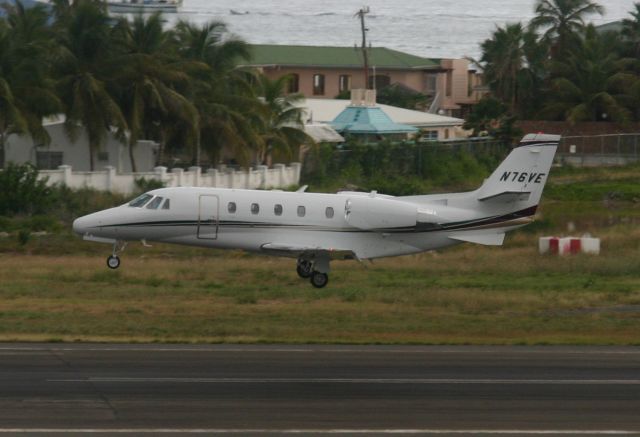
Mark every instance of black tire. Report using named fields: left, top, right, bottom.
left=310, top=271, right=329, bottom=288
left=296, top=261, right=313, bottom=278
left=107, top=255, right=120, bottom=270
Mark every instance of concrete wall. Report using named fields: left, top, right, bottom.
left=37, top=163, right=302, bottom=195
left=4, top=122, right=157, bottom=172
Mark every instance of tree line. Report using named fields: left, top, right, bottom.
left=468, top=0, right=640, bottom=138
left=0, top=0, right=310, bottom=171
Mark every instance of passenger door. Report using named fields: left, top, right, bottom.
left=197, top=194, right=219, bottom=240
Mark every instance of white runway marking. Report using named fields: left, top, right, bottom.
left=3, top=345, right=640, bottom=355
left=0, top=429, right=637, bottom=434
left=48, top=377, right=640, bottom=385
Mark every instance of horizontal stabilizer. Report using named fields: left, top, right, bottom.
left=448, top=233, right=505, bottom=246
left=478, top=191, right=531, bottom=203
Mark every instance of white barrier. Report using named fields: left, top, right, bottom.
left=37, top=163, right=302, bottom=195
left=538, top=236, right=600, bottom=255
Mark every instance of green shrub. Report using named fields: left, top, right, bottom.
left=0, top=163, right=53, bottom=216
left=135, top=177, right=165, bottom=192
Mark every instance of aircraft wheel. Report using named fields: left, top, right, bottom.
left=107, top=255, right=120, bottom=270
left=296, top=260, right=313, bottom=278
left=310, top=271, right=329, bottom=288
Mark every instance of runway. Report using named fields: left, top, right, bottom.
left=0, top=344, right=639, bottom=435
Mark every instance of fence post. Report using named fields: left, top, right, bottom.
left=172, top=168, right=184, bottom=186
left=59, top=165, right=72, bottom=187
left=189, top=166, right=201, bottom=187
left=105, top=166, right=115, bottom=191
left=291, top=162, right=302, bottom=185
left=256, top=165, right=268, bottom=189
left=274, top=163, right=286, bottom=187
left=154, top=166, right=167, bottom=186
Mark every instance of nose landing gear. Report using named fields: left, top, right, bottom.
left=107, top=255, right=120, bottom=269
left=106, top=240, right=127, bottom=270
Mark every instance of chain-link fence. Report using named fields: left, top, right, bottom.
left=302, top=138, right=509, bottom=194
left=558, top=134, right=640, bottom=166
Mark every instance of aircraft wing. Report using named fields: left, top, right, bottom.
left=260, top=243, right=357, bottom=260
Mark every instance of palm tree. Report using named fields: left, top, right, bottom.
left=541, top=25, right=632, bottom=123
left=111, top=13, right=197, bottom=171
left=478, top=23, right=547, bottom=118
left=174, top=20, right=258, bottom=166
left=254, top=75, right=313, bottom=165
left=54, top=0, right=126, bottom=170
left=621, top=3, right=640, bottom=58
left=530, top=0, right=604, bottom=58
left=0, top=1, right=61, bottom=165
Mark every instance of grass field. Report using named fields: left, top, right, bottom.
left=1, top=164, right=640, bottom=344
left=1, top=225, right=640, bottom=344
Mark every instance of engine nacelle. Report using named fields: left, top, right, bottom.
left=344, top=196, right=418, bottom=230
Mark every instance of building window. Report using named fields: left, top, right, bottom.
left=297, top=205, right=306, bottom=217
left=228, top=202, right=236, bottom=213
left=274, top=204, right=283, bottom=216
left=288, top=74, right=299, bottom=93
left=36, top=151, right=63, bottom=170
left=368, top=74, right=391, bottom=90
left=325, top=207, right=334, bottom=219
left=313, top=74, right=325, bottom=95
left=446, top=70, right=453, bottom=97
left=420, top=131, right=438, bottom=141
left=425, top=74, right=437, bottom=94
left=97, top=151, right=109, bottom=162
left=251, top=203, right=260, bottom=215
left=339, top=75, right=351, bottom=93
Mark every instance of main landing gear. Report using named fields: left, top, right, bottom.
left=106, top=240, right=127, bottom=270
left=297, top=257, right=330, bottom=288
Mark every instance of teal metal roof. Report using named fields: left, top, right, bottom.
left=331, top=106, right=419, bottom=134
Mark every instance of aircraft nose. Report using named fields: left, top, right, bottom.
left=72, top=216, right=88, bottom=235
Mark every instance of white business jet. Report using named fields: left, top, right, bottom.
left=73, top=133, right=559, bottom=288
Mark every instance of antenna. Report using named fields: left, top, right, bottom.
left=355, top=6, right=370, bottom=89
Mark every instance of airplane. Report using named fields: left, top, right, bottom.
left=73, top=133, right=560, bottom=288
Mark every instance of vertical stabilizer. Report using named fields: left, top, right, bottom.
left=476, top=134, right=559, bottom=209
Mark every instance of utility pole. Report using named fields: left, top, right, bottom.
left=355, top=6, right=370, bottom=89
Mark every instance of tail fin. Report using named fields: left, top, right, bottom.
left=476, top=133, right=559, bottom=208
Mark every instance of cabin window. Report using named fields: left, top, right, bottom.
left=251, top=203, right=260, bottom=215
left=228, top=202, right=237, bottom=213
left=162, top=198, right=171, bottom=210
left=128, top=193, right=153, bottom=208
left=297, top=205, right=306, bottom=217
left=274, top=204, right=283, bottom=216
left=325, top=207, right=334, bottom=219
left=146, top=196, right=163, bottom=210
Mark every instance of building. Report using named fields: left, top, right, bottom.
left=299, top=94, right=466, bottom=141
left=2, top=115, right=158, bottom=172
left=244, top=44, right=486, bottom=118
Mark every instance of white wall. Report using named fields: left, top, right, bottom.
left=37, top=163, right=302, bottom=195
left=4, top=122, right=157, bottom=172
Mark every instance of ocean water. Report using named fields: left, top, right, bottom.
left=163, top=0, right=638, bottom=59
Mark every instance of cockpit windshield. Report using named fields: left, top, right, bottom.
left=128, top=193, right=154, bottom=207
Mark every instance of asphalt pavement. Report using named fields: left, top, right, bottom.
left=0, top=344, right=639, bottom=435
